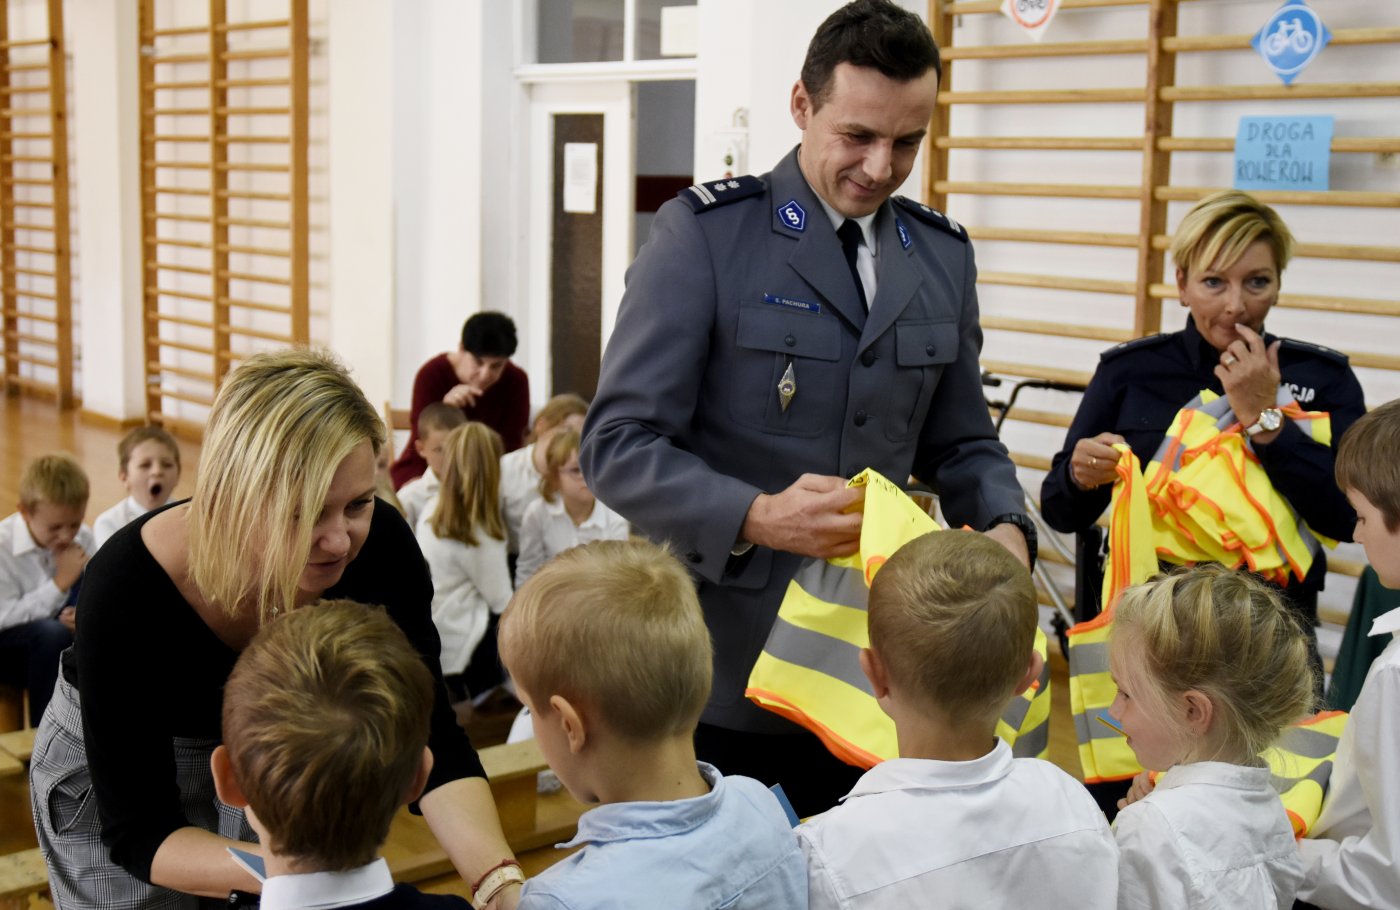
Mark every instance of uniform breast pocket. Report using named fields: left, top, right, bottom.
left=884, top=319, right=959, bottom=442
left=729, top=305, right=843, bottom=437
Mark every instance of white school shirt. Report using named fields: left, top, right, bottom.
left=1114, top=761, right=1302, bottom=910
left=513, top=496, right=629, bottom=588
left=93, top=496, right=151, bottom=550
left=0, top=512, right=94, bottom=632
left=260, top=857, right=394, bottom=910
left=797, top=738, right=1118, bottom=910
left=414, top=504, right=511, bottom=675
left=397, top=467, right=439, bottom=531
left=499, top=443, right=542, bottom=553
left=1297, top=606, right=1400, bottom=910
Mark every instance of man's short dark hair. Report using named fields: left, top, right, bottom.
left=461, top=311, right=518, bottom=358
left=801, top=0, right=941, bottom=110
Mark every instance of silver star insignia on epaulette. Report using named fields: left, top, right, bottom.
left=726, top=180, right=740, bottom=189
left=713, top=183, right=727, bottom=192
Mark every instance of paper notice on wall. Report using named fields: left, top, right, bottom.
left=562, top=142, right=598, bottom=214
left=1234, top=115, right=1333, bottom=192
left=1001, top=0, right=1060, bottom=42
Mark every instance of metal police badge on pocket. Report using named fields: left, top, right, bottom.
left=778, top=361, right=797, bottom=412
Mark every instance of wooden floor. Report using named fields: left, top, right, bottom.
left=0, top=393, right=1084, bottom=891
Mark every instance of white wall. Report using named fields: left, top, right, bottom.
left=72, top=0, right=144, bottom=420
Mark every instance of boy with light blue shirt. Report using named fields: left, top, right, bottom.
left=498, top=539, right=806, bottom=909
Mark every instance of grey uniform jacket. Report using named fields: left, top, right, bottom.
left=581, top=148, right=1025, bottom=732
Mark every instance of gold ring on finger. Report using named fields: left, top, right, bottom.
left=1089, top=456, right=1097, bottom=468
left=1222, top=353, right=1238, bottom=367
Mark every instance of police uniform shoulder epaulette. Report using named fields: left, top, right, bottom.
left=1100, top=333, right=1171, bottom=362
left=892, top=196, right=968, bottom=242
left=678, top=175, right=765, bottom=212
left=1280, top=337, right=1349, bottom=366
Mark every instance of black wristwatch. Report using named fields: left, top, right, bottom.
left=984, top=512, right=1038, bottom=569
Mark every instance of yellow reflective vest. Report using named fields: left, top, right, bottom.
left=1067, top=390, right=1345, bottom=835
left=745, top=468, right=1051, bottom=768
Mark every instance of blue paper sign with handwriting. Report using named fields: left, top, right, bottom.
left=1234, top=115, right=1333, bottom=192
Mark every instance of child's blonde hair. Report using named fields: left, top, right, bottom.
left=537, top=427, right=581, bottom=503
left=1336, top=397, right=1400, bottom=533
left=868, top=531, right=1037, bottom=721
left=528, top=393, right=588, bottom=443
left=417, top=402, right=466, bottom=438
left=117, top=426, right=181, bottom=472
left=222, top=600, right=433, bottom=871
left=19, top=453, right=89, bottom=510
left=499, top=539, right=711, bottom=740
left=1170, top=190, right=1294, bottom=279
left=429, top=422, right=506, bottom=546
left=1111, top=564, right=1314, bottom=764
left=188, top=348, right=384, bottom=623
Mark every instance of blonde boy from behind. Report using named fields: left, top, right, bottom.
left=498, top=539, right=807, bottom=910
left=798, top=531, right=1118, bottom=910
left=1297, top=397, right=1400, bottom=910
left=0, top=453, right=93, bottom=725
left=399, top=403, right=467, bottom=529
left=211, top=600, right=475, bottom=910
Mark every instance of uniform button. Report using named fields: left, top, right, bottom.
left=853, top=410, right=867, bottom=427
left=925, top=343, right=937, bottom=357
left=861, top=349, right=876, bottom=367
left=784, top=334, right=796, bottom=347
left=685, top=551, right=703, bottom=564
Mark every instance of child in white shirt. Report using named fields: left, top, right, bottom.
left=798, top=531, right=1118, bottom=910
left=500, top=393, right=587, bottom=554
left=415, top=423, right=511, bottom=699
left=398, top=403, right=466, bottom=530
left=1108, top=564, right=1315, bottom=909
left=514, top=428, right=627, bottom=588
left=92, top=426, right=180, bottom=549
left=1296, top=398, right=1400, bottom=910
left=0, top=454, right=93, bottom=725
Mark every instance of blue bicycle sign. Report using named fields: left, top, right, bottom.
left=1252, top=1, right=1330, bottom=86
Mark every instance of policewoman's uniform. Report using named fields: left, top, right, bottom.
left=1041, top=314, right=1365, bottom=621
left=581, top=148, right=1026, bottom=735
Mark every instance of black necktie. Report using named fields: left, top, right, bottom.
left=837, top=219, right=868, bottom=311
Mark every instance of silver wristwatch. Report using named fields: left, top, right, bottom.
left=1245, top=407, right=1284, bottom=437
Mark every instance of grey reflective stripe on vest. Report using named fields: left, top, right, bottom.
left=1276, top=724, right=1342, bottom=761
left=790, top=560, right=870, bottom=613
left=761, top=615, right=874, bottom=695
left=1069, top=639, right=1111, bottom=676
left=1271, top=759, right=1333, bottom=796
left=1074, top=708, right=1126, bottom=746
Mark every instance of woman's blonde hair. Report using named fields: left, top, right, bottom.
left=528, top=393, right=588, bottom=444
left=537, top=427, right=581, bottom=504
left=1170, top=190, right=1295, bottom=279
left=188, top=348, right=384, bottom=623
left=1111, top=564, right=1314, bottom=764
left=429, top=422, right=506, bottom=546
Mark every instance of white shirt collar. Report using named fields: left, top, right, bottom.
left=812, top=192, right=878, bottom=252
left=543, top=495, right=608, bottom=529
left=1370, top=606, right=1400, bottom=638
left=259, top=857, right=394, bottom=910
left=124, top=495, right=153, bottom=518
left=9, top=512, right=40, bottom=558
left=1155, top=760, right=1272, bottom=793
left=842, top=738, right=1014, bottom=801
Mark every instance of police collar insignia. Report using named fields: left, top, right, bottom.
left=895, top=217, right=912, bottom=250
left=776, top=199, right=806, bottom=232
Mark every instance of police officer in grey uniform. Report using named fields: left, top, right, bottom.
left=580, top=0, right=1032, bottom=816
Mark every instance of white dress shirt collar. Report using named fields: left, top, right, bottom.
left=1370, top=605, right=1400, bottom=638
left=542, top=495, right=610, bottom=531
left=812, top=192, right=878, bottom=253
left=842, top=737, right=1013, bottom=802
left=259, top=857, right=394, bottom=910
left=9, top=512, right=40, bottom=558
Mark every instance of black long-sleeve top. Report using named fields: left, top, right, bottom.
left=1040, top=315, right=1364, bottom=593
left=67, top=498, right=485, bottom=883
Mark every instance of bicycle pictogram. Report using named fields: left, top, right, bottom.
left=1264, top=17, right=1314, bottom=57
